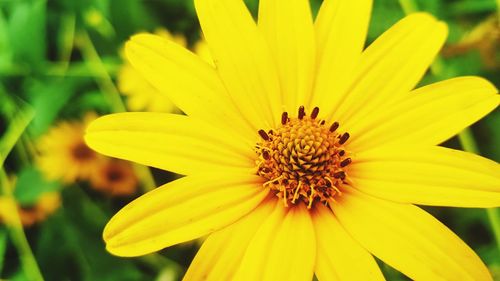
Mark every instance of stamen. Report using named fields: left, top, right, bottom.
left=310, top=107, right=319, bottom=119
left=333, top=171, right=346, bottom=180
left=339, top=132, right=350, bottom=144
left=329, top=122, right=339, bottom=132
left=298, top=106, right=305, bottom=120
left=262, top=150, right=271, bottom=160
left=258, top=129, right=269, bottom=141
left=281, top=112, right=288, bottom=125
left=340, top=158, right=352, bottom=167
left=256, top=106, right=352, bottom=209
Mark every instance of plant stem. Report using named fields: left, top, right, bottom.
left=0, top=169, right=44, bottom=281
left=77, top=29, right=156, bottom=192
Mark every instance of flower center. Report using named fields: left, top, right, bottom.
left=255, top=106, right=351, bottom=209
left=72, top=142, right=95, bottom=161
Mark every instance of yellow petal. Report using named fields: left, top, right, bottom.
left=194, top=0, right=282, bottom=129
left=103, top=173, right=269, bottom=257
left=233, top=203, right=315, bottom=281
left=312, top=204, right=385, bottom=281
left=85, top=113, right=254, bottom=176
left=334, top=190, right=492, bottom=281
left=258, top=0, right=315, bottom=111
left=349, top=145, right=500, bottom=207
left=349, top=77, right=499, bottom=150
left=183, top=199, right=276, bottom=281
left=125, top=34, right=255, bottom=138
left=311, top=0, right=372, bottom=111
left=325, top=13, right=447, bottom=128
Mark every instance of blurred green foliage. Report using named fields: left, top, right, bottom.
left=0, top=0, right=498, bottom=280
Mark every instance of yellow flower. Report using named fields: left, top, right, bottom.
left=38, top=113, right=103, bottom=183
left=0, top=192, right=61, bottom=227
left=118, top=28, right=213, bottom=112
left=89, top=159, right=138, bottom=196
left=86, top=1, right=500, bottom=280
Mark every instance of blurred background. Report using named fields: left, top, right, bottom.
left=0, top=0, right=498, bottom=280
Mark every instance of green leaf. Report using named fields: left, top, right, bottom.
left=7, top=0, right=47, bottom=70
left=0, top=226, right=7, bottom=275
left=26, top=78, right=79, bottom=137
left=0, top=98, right=35, bottom=166
left=13, top=167, right=61, bottom=206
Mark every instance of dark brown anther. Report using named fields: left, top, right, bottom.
left=339, top=133, right=350, bottom=144
left=338, top=150, right=345, bottom=156
left=333, top=171, right=346, bottom=180
left=340, top=158, right=352, bottom=167
left=262, top=150, right=271, bottom=160
left=281, top=112, right=288, bottom=125
left=298, top=106, right=305, bottom=120
left=320, top=120, right=325, bottom=125
left=329, top=122, right=339, bottom=132
left=258, top=129, right=269, bottom=141
left=311, top=107, right=320, bottom=119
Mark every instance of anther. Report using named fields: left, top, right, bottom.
left=329, top=122, right=339, bottom=132
left=338, top=150, right=345, bottom=156
left=339, top=132, right=350, bottom=144
left=281, top=112, right=288, bottom=125
left=298, top=106, right=306, bottom=120
left=320, top=120, right=325, bottom=125
left=340, top=158, right=352, bottom=167
left=258, top=129, right=269, bottom=141
left=262, top=150, right=271, bottom=160
left=311, top=107, right=320, bottom=119
left=333, top=171, right=346, bottom=180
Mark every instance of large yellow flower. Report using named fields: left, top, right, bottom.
left=86, top=0, right=500, bottom=280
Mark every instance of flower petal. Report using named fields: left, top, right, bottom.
left=349, top=77, right=499, bottom=150
left=195, top=0, right=282, bottom=129
left=103, top=173, right=269, bottom=257
left=348, top=145, right=500, bottom=207
left=311, top=0, right=372, bottom=111
left=85, top=113, right=254, bottom=176
left=312, top=204, right=385, bottom=281
left=233, top=203, right=315, bottom=281
left=334, top=190, right=492, bottom=281
left=183, top=199, right=276, bottom=281
left=325, top=13, right=447, bottom=128
left=258, top=0, right=315, bottom=111
left=125, top=34, right=255, bottom=138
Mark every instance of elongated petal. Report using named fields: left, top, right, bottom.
left=195, top=0, right=282, bottom=129
left=103, top=173, right=269, bottom=257
left=325, top=13, right=447, bottom=128
left=348, top=146, right=500, bottom=207
left=125, top=34, right=255, bottom=138
left=334, top=191, right=492, bottom=281
left=183, top=199, right=276, bottom=281
left=233, top=204, right=315, bottom=281
left=312, top=204, right=385, bottom=281
left=349, top=77, right=499, bottom=150
left=85, top=113, right=254, bottom=176
left=311, top=0, right=372, bottom=110
left=258, top=0, right=315, bottom=111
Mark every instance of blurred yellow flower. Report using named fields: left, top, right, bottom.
left=89, top=159, right=138, bottom=196
left=118, top=28, right=212, bottom=112
left=86, top=0, right=500, bottom=280
left=38, top=113, right=103, bottom=183
left=0, top=192, right=61, bottom=227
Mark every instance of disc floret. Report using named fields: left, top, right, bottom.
left=256, top=106, right=352, bottom=208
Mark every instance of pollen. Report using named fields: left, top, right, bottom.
left=255, top=106, right=352, bottom=208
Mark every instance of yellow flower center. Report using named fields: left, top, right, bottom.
left=256, top=106, right=351, bottom=208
